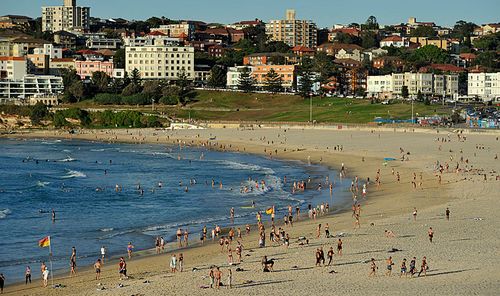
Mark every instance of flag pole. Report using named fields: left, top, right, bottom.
left=48, top=236, right=54, bottom=288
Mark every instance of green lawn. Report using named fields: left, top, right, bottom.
left=65, top=90, right=452, bottom=124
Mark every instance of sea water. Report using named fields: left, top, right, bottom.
left=0, top=138, right=351, bottom=281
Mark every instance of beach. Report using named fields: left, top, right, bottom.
left=2, top=126, right=500, bottom=295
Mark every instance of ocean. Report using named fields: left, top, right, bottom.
left=0, top=138, right=351, bottom=282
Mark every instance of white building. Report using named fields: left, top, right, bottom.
left=0, top=56, right=27, bottom=80
left=335, top=48, right=365, bottom=62
left=367, top=72, right=459, bottom=99
left=0, top=75, right=63, bottom=103
left=42, top=0, right=90, bottom=32
left=226, top=66, right=251, bottom=89
left=468, top=72, right=500, bottom=101
left=380, top=36, right=409, bottom=48
left=367, top=75, right=393, bottom=98
left=125, top=45, right=195, bottom=80
left=150, top=22, right=195, bottom=39
left=86, top=37, right=122, bottom=50
left=122, top=34, right=182, bottom=47
left=33, top=44, right=63, bottom=59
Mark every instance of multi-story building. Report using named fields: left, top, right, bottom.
left=367, top=72, right=459, bottom=99
left=265, top=9, right=317, bottom=48
left=86, top=37, right=122, bottom=50
left=0, top=56, right=27, bottom=80
left=252, top=65, right=296, bottom=89
left=409, top=37, right=450, bottom=51
left=50, top=57, right=75, bottom=75
left=75, top=59, right=114, bottom=80
left=33, top=44, right=63, bottom=59
left=243, top=52, right=293, bottom=66
left=335, top=48, right=365, bottom=62
left=468, top=72, right=500, bottom=101
left=228, top=19, right=263, bottom=31
left=122, top=32, right=183, bottom=47
left=151, top=22, right=196, bottom=39
left=42, top=0, right=90, bottom=32
left=316, top=43, right=363, bottom=56
left=27, top=54, right=50, bottom=75
left=226, top=66, right=250, bottom=89
left=0, top=75, right=63, bottom=103
left=125, top=46, right=195, bottom=80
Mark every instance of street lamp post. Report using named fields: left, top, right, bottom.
left=411, top=98, right=414, bottom=124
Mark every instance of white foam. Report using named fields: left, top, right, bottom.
left=62, top=170, right=87, bottom=179
left=217, top=160, right=275, bottom=175
left=100, top=228, right=114, bottom=232
left=36, top=181, right=50, bottom=187
left=0, top=209, right=11, bottom=219
left=58, top=157, right=76, bottom=162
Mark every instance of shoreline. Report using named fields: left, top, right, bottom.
left=2, top=127, right=499, bottom=295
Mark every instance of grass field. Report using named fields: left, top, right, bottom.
left=67, top=90, right=453, bottom=124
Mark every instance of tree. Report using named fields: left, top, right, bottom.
left=263, top=68, right=283, bottom=93
left=131, top=68, right=141, bottom=85
left=207, top=66, right=227, bottom=88
left=475, top=51, right=499, bottom=69
left=361, top=31, right=379, bottom=49
left=473, top=32, right=500, bottom=51
left=68, top=81, right=85, bottom=102
left=121, top=83, right=142, bottom=96
left=355, top=87, right=366, bottom=97
left=30, top=102, right=48, bottom=125
left=410, top=26, right=437, bottom=37
left=335, top=32, right=361, bottom=45
left=297, top=59, right=314, bottom=98
left=113, top=49, right=125, bottom=69
left=142, top=80, right=163, bottom=102
left=312, top=52, right=334, bottom=83
left=268, top=54, right=286, bottom=65
left=401, top=85, right=409, bottom=99
left=237, top=67, right=255, bottom=93
left=176, top=69, right=194, bottom=105
left=91, top=71, right=110, bottom=93
left=60, top=68, right=80, bottom=91
left=160, top=85, right=181, bottom=105
left=407, top=45, right=450, bottom=68
left=362, top=16, right=379, bottom=30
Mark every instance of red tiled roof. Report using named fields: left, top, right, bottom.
left=459, top=53, right=477, bottom=60
left=51, top=58, right=74, bottom=62
left=318, top=43, right=363, bottom=51
left=381, top=35, right=403, bottom=42
left=148, top=31, right=166, bottom=36
left=420, top=64, right=466, bottom=73
left=331, top=28, right=360, bottom=35
left=292, top=46, right=315, bottom=52
left=76, top=49, right=101, bottom=55
left=0, top=56, right=25, bottom=61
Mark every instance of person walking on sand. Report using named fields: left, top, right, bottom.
left=386, top=257, right=394, bottom=276
left=428, top=227, right=434, bottom=243
left=215, top=267, right=222, bottom=290
left=400, top=258, right=407, bottom=277
left=183, top=229, right=189, bottom=247
left=0, top=273, right=4, bottom=293
left=41, top=263, right=49, bottom=287
left=176, top=228, right=182, bottom=247
left=94, top=259, right=102, bottom=280
left=418, top=257, right=428, bottom=277
left=325, top=223, right=330, bottom=238
left=413, top=207, right=417, bottom=221
left=178, top=253, right=184, bottom=272
left=369, top=258, right=377, bottom=277
left=209, top=267, right=215, bottom=288
left=445, top=207, right=450, bottom=220
left=25, top=266, right=31, bottom=284
left=409, top=257, right=417, bottom=277
left=118, top=257, right=127, bottom=279
left=316, top=224, right=321, bottom=238
left=337, top=239, right=343, bottom=255
left=327, top=247, right=334, bottom=266
left=100, top=246, right=106, bottom=263
left=70, top=247, right=77, bottom=277
left=170, top=254, right=177, bottom=273
left=127, top=242, right=134, bottom=259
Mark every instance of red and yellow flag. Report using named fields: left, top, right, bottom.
left=265, top=207, right=274, bottom=215
left=38, top=236, right=50, bottom=248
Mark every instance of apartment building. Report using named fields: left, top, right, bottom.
left=42, top=0, right=90, bottom=32
left=151, top=22, right=195, bottom=39
left=125, top=46, right=195, bottom=80
left=252, top=65, right=296, bottom=89
left=265, top=9, right=317, bottom=48
left=33, top=44, right=63, bottom=59
left=226, top=66, right=251, bottom=89
left=380, top=36, right=409, bottom=48
left=86, top=37, right=122, bottom=50
left=0, top=75, right=63, bottom=103
left=409, top=37, right=450, bottom=51
left=468, top=72, right=500, bottom=101
left=50, top=58, right=75, bottom=75
left=122, top=33, right=183, bottom=47
left=75, top=59, right=114, bottom=80
left=367, top=72, right=459, bottom=98
left=27, top=54, right=50, bottom=74
left=0, top=56, right=27, bottom=80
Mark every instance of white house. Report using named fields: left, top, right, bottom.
left=367, top=75, right=393, bottom=98
left=468, top=72, right=500, bottom=101
left=380, top=35, right=409, bottom=48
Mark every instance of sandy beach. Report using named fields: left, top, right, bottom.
left=2, top=125, right=500, bottom=296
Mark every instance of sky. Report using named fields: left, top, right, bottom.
left=1, top=0, right=499, bottom=28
